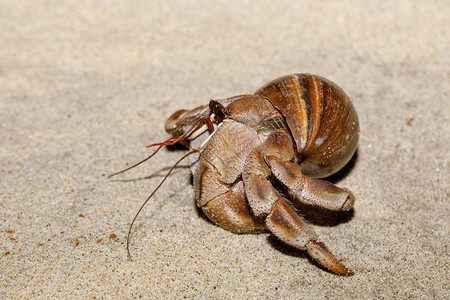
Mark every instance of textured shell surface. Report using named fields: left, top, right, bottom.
left=255, top=73, right=359, bottom=178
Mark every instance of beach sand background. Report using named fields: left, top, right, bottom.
left=1, top=1, right=448, bottom=298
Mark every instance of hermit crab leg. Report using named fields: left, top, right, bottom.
left=243, top=128, right=353, bottom=275
left=268, top=157, right=355, bottom=211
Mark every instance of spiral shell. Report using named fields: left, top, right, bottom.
left=255, top=73, right=359, bottom=178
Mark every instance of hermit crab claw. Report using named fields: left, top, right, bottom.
left=306, top=241, right=353, bottom=276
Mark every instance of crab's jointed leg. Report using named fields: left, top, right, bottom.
left=243, top=129, right=353, bottom=275
left=268, top=157, right=355, bottom=211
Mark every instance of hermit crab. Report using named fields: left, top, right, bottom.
left=110, top=73, right=359, bottom=275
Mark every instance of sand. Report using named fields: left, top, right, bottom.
left=1, top=1, right=448, bottom=298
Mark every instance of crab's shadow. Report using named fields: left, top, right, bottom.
left=327, top=149, right=358, bottom=184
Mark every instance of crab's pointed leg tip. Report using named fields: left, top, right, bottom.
left=306, top=241, right=354, bottom=276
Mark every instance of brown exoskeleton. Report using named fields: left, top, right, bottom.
left=111, top=74, right=359, bottom=275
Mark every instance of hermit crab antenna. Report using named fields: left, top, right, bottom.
left=107, top=145, right=164, bottom=179
left=146, top=116, right=215, bottom=148
left=126, top=149, right=199, bottom=260
left=108, top=116, right=214, bottom=179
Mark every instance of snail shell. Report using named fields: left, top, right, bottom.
left=255, top=73, right=359, bottom=178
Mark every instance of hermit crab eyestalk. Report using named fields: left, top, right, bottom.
left=208, top=100, right=230, bottom=123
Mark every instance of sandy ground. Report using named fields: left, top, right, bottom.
left=1, top=1, right=449, bottom=299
